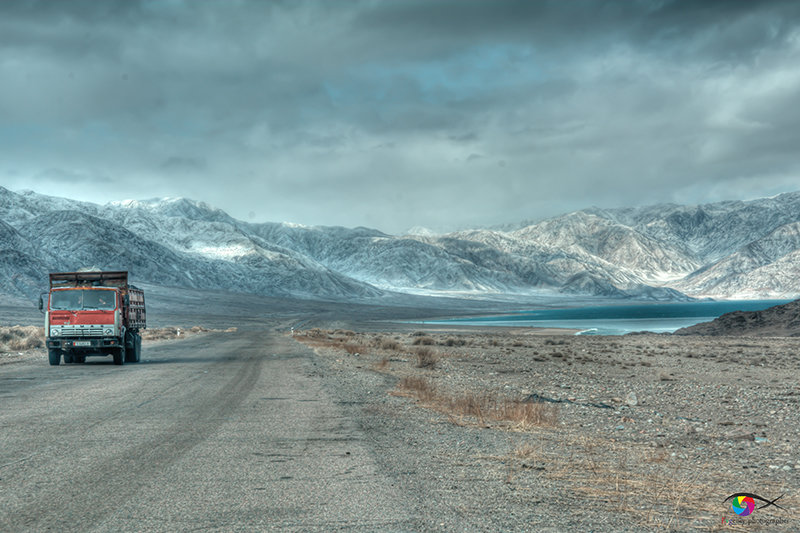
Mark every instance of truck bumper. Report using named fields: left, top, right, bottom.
left=47, top=337, right=121, bottom=350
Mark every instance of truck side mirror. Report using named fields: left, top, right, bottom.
left=38, top=295, right=44, bottom=312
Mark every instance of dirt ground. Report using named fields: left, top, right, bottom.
left=295, top=327, right=800, bottom=531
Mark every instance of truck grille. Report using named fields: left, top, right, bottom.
left=60, top=325, right=106, bottom=337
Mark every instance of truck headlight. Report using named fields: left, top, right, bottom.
left=50, top=327, right=60, bottom=336
left=104, top=328, right=113, bottom=335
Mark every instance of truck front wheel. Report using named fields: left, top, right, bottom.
left=113, top=347, right=125, bottom=366
left=48, top=349, right=61, bottom=366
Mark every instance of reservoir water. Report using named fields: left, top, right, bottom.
left=421, top=300, right=791, bottom=335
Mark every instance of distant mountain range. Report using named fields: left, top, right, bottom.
left=3, top=186, right=800, bottom=302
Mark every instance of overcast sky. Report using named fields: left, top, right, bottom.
left=2, top=0, right=800, bottom=233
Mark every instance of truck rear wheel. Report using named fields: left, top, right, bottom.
left=48, top=349, right=61, bottom=366
left=124, top=332, right=141, bottom=363
left=113, top=347, right=125, bottom=366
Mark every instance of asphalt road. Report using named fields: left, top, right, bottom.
left=0, top=330, right=415, bottom=532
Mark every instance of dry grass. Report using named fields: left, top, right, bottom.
left=296, top=330, right=361, bottom=349
left=412, top=336, right=436, bottom=346
left=396, top=376, right=439, bottom=402
left=393, top=376, right=558, bottom=429
left=0, top=326, right=44, bottom=351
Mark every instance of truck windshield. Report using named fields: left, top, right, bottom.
left=50, top=290, right=115, bottom=311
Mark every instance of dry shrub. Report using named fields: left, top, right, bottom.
left=372, top=357, right=390, bottom=372
left=0, top=326, right=44, bottom=351
left=380, top=338, right=402, bottom=351
left=443, top=337, right=467, bottom=347
left=141, top=325, right=232, bottom=341
left=141, top=327, right=181, bottom=340
left=415, top=346, right=439, bottom=368
left=412, top=336, right=436, bottom=346
left=343, top=343, right=363, bottom=355
left=306, top=328, right=326, bottom=339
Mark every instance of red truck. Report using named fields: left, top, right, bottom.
left=41, top=271, right=146, bottom=366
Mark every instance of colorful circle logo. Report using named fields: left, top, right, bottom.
left=732, top=495, right=755, bottom=516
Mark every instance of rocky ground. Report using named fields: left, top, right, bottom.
left=295, top=327, right=800, bottom=531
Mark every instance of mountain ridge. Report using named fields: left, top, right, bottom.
left=2, top=186, right=800, bottom=302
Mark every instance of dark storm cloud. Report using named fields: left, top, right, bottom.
left=2, top=0, right=799, bottom=232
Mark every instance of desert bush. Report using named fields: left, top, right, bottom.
left=380, top=338, right=402, bottom=351
left=141, top=326, right=232, bottom=341
left=443, top=337, right=467, bottom=347
left=343, top=343, right=363, bottom=355
left=415, top=346, right=439, bottom=368
left=141, top=327, right=185, bottom=340
left=0, top=326, right=44, bottom=351
left=372, top=357, right=390, bottom=372
left=412, top=336, right=435, bottom=346
left=306, top=328, right=326, bottom=338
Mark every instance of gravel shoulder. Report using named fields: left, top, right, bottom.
left=295, top=327, right=800, bottom=531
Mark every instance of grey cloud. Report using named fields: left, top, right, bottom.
left=1, top=0, right=799, bottom=232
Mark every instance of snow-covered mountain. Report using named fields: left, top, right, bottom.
left=0, top=188, right=382, bottom=300
left=3, top=186, right=800, bottom=301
